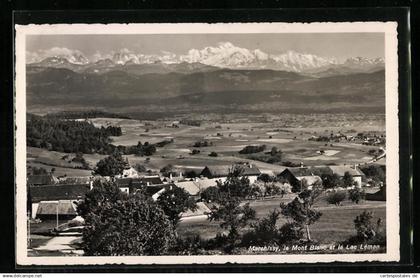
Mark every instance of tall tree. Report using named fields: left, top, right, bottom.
left=156, top=185, right=197, bottom=227
left=280, top=188, right=322, bottom=242
left=93, top=151, right=128, bottom=177
left=77, top=180, right=176, bottom=256
left=208, top=166, right=256, bottom=252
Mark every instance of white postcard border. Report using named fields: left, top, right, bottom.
left=15, top=22, right=400, bottom=265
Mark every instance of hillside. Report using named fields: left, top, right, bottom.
left=26, top=66, right=385, bottom=115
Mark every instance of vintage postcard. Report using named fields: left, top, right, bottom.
left=15, top=22, right=400, bottom=265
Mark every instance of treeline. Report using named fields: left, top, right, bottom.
left=46, top=110, right=131, bottom=119
left=27, top=114, right=120, bottom=154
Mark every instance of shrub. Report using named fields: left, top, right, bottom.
left=208, top=151, right=218, bottom=157
left=348, top=187, right=366, bottom=204
left=326, top=191, right=346, bottom=206
left=200, top=186, right=220, bottom=203
left=239, top=145, right=266, bottom=154
left=342, top=211, right=386, bottom=246
left=190, top=149, right=200, bottom=155
left=278, top=222, right=304, bottom=244
left=171, top=234, right=207, bottom=255
left=354, top=211, right=377, bottom=240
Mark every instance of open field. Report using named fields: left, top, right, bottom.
left=27, top=113, right=385, bottom=177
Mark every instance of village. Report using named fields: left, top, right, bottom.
left=27, top=130, right=386, bottom=256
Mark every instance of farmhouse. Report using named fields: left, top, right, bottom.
left=200, top=163, right=261, bottom=183
left=277, top=167, right=321, bottom=192
left=27, top=174, right=58, bottom=186
left=115, top=176, right=163, bottom=194
left=328, top=165, right=365, bottom=187
left=174, top=181, right=201, bottom=197
left=116, top=166, right=139, bottom=178
left=29, top=184, right=90, bottom=219
left=173, top=178, right=219, bottom=198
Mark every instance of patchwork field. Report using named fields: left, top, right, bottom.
left=27, top=113, right=385, bottom=177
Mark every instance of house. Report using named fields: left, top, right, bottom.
left=174, top=181, right=201, bottom=196
left=194, top=178, right=218, bottom=192
left=27, top=174, right=58, bottom=186
left=328, top=165, right=365, bottom=187
left=116, top=167, right=139, bottom=179
left=115, top=176, right=163, bottom=194
left=29, top=184, right=90, bottom=219
left=57, top=176, right=92, bottom=185
left=35, top=201, right=79, bottom=220
left=200, top=163, right=261, bottom=184
left=277, top=167, right=321, bottom=192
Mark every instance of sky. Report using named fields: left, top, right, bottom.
left=26, top=33, right=384, bottom=62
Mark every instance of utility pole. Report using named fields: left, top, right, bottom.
left=56, top=200, right=59, bottom=230
left=27, top=211, right=31, bottom=248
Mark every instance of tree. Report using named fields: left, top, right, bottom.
left=160, top=164, right=177, bottom=177
left=93, top=151, right=128, bottom=177
left=342, top=171, right=354, bottom=187
left=348, top=187, right=366, bottom=204
left=354, top=211, right=377, bottom=241
left=207, top=167, right=256, bottom=252
left=326, top=191, right=346, bottom=206
left=200, top=186, right=220, bottom=203
left=157, top=185, right=197, bottom=227
left=77, top=180, right=176, bottom=256
left=258, top=173, right=274, bottom=183
left=209, top=197, right=255, bottom=253
left=280, top=189, right=322, bottom=242
left=321, top=173, right=342, bottom=189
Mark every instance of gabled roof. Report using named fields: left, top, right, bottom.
left=36, top=200, right=78, bottom=216
left=30, top=184, right=90, bottom=203
left=139, top=176, right=162, bottom=185
left=181, top=202, right=211, bottom=218
left=296, top=175, right=322, bottom=185
left=201, top=164, right=261, bottom=178
left=174, top=181, right=200, bottom=196
left=115, top=176, right=163, bottom=188
left=27, top=174, right=58, bottom=185
left=58, top=177, right=91, bottom=185
left=328, top=166, right=365, bottom=177
left=194, top=179, right=218, bottom=191
left=281, top=167, right=313, bottom=177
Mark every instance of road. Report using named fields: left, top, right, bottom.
left=32, top=236, right=83, bottom=255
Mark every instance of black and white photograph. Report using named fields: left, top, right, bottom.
left=14, top=22, right=400, bottom=265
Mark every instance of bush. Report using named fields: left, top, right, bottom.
left=342, top=211, right=386, bottom=246
left=200, top=186, right=220, bottom=203
left=208, top=151, right=218, bottom=157
left=278, top=222, right=304, bottom=244
left=171, top=234, right=207, bottom=255
left=190, top=149, right=201, bottom=155
left=326, top=191, right=346, bottom=206
left=354, top=211, right=377, bottom=240
left=239, top=145, right=266, bottom=154
left=348, top=187, right=366, bottom=204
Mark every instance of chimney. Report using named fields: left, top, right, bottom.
left=179, top=172, right=183, bottom=178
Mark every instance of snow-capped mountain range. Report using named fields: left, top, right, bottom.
left=27, top=42, right=384, bottom=73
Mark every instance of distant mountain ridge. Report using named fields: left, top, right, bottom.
left=27, top=42, right=384, bottom=75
